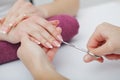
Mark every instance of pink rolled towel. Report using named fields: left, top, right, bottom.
left=0, top=15, right=79, bottom=64
left=47, top=15, right=79, bottom=42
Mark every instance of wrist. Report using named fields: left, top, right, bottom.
left=31, top=59, right=54, bottom=79
left=34, top=65, right=68, bottom=80
left=29, top=58, right=67, bottom=80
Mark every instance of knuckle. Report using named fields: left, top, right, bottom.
left=101, top=22, right=108, bottom=26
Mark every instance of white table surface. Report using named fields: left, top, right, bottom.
left=0, top=1, right=120, bottom=80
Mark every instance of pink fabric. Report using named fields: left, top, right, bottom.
left=0, top=15, right=79, bottom=64
left=47, top=15, right=79, bottom=42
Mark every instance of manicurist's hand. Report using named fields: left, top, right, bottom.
left=84, top=22, right=120, bottom=63
left=17, top=35, right=68, bottom=80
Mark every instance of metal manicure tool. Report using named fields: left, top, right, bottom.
left=62, top=41, right=100, bottom=58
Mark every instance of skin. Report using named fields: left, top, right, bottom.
left=1, top=0, right=120, bottom=78
left=0, top=15, right=62, bottom=48
left=17, top=35, right=68, bottom=80
left=0, top=0, right=79, bottom=79
left=0, top=0, right=79, bottom=48
left=38, top=0, right=80, bottom=18
left=84, top=22, right=120, bottom=63
left=0, top=16, right=61, bottom=60
left=0, top=14, right=65, bottom=79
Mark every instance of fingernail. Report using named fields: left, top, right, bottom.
left=96, top=57, right=103, bottom=63
left=0, top=26, right=8, bottom=34
left=53, top=41, right=61, bottom=47
left=0, top=23, right=14, bottom=34
left=57, top=35, right=63, bottom=41
left=34, top=40, right=41, bottom=44
left=85, top=55, right=94, bottom=62
left=9, top=23, right=13, bottom=27
left=46, top=42, right=53, bottom=48
left=97, top=60, right=103, bottom=63
left=0, top=23, right=13, bottom=34
left=54, top=20, right=60, bottom=26
left=29, top=37, right=41, bottom=44
left=0, top=30, right=6, bottom=34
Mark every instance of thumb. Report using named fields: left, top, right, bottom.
left=90, top=42, right=112, bottom=56
left=83, top=42, right=112, bottom=63
left=83, top=54, right=104, bottom=63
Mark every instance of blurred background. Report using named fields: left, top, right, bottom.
left=33, top=0, right=120, bottom=8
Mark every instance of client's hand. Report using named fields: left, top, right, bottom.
left=0, top=15, right=62, bottom=48
left=17, top=35, right=68, bottom=80
left=0, top=0, right=46, bottom=33
left=0, top=0, right=62, bottom=48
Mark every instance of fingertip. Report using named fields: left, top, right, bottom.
left=83, top=54, right=104, bottom=63
left=0, top=26, right=8, bottom=34
left=50, top=20, right=60, bottom=26
left=56, top=27, right=62, bottom=36
left=96, top=57, right=104, bottom=63
left=83, top=54, right=94, bottom=63
left=53, top=20, right=60, bottom=25
left=52, top=40, right=61, bottom=47
left=57, top=35, right=63, bottom=41
left=47, top=51, right=55, bottom=62
left=33, top=39, right=41, bottom=44
left=56, top=26, right=62, bottom=32
left=0, top=23, right=14, bottom=34
left=45, top=42, right=53, bottom=48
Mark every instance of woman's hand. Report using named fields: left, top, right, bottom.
left=0, top=15, right=62, bottom=48
left=17, top=35, right=68, bottom=80
left=17, top=35, right=55, bottom=79
left=0, top=0, right=46, bottom=34
left=0, top=0, right=63, bottom=48
left=84, top=22, right=120, bottom=63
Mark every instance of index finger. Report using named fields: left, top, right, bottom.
left=87, top=27, right=106, bottom=51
